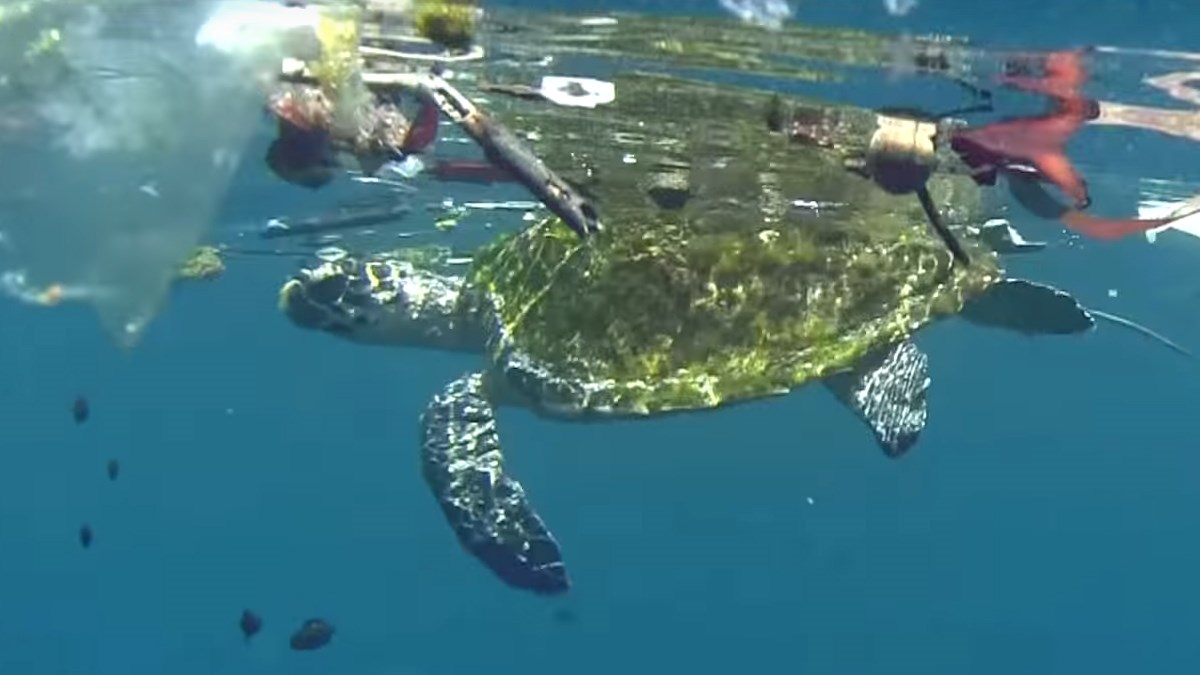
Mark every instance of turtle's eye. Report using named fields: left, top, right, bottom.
left=344, top=264, right=385, bottom=305
left=342, top=285, right=374, bottom=309
left=305, top=274, right=349, bottom=307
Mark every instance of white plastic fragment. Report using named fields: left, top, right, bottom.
left=315, top=246, right=348, bottom=263
left=384, top=155, right=426, bottom=179
left=1139, top=178, right=1200, bottom=243
left=719, top=0, right=793, bottom=29
left=195, top=1, right=320, bottom=57
left=539, top=76, right=616, bottom=109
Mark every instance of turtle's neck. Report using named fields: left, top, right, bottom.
left=379, top=267, right=489, bottom=354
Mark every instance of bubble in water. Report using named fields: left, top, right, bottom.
left=718, top=0, right=793, bottom=30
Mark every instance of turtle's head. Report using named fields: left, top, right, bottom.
left=279, top=255, right=485, bottom=353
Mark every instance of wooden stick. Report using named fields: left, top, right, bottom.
left=277, top=64, right=601, bottom=238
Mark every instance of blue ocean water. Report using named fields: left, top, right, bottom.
left=2, top=1, right=1200, bottom=674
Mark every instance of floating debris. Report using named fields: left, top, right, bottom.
left=381, top=155, right=425, bottom=179
left=462, top=200, right=541, bottom=211
left=578, top=16, right=618, bottom=26
left=289, top=618, right=335, bottom=651
left=647, top=171, right=691, bottom=210
left=538, top=76, right=615, bottom=108
left=718, top=0, right=793, bottom=30
left=240, top=609, right=263, bottom=641
left=427, top=198, right=535, bottom=231
left=434, top=211, right=463, bottom=231
left=264, top=218, right=289, bottom=236
left=973, top=218, right=1047, bottom=254
left=314, top=246, right=349, bottom=263
left=71, top=395, right=89, bottom=425
left=412, top=0, right=478, bottom=51
left=176, top=246, right=225, bottom=281
left=259, top=204, right=412, bottom=240
left=790, top=199, right=846, bottom=214
left=884, top=0, right=919, bottom=17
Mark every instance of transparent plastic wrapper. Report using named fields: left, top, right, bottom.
left=0, top=0, right=355, bottom=347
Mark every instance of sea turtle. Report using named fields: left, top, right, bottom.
left=277, top=218, right=1102, bottom=595
left=272, top=71, right=1160, bottom=595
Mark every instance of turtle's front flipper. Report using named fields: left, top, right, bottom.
left=419, top=373, right=570, bottom=595
left=824, top=341, right=931, bottom=458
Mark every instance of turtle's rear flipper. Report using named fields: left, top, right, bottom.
left=960, top=279, right=1094, bottom=335
left=965, top=280, right=1193, bottom=357
left=824, top=340, right=931, bottom=458
left=420, top=373, right=569, bottom=595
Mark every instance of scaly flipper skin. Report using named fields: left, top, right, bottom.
left=959, top=279, right=1094, bottom=335
left=419, top=372, right=570, bottom=594
left=823, top=341, right=930, bottom=458
left=958, top=278, right=1191, bottom=357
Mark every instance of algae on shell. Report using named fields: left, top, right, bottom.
left=455, top=71, right=998, bottom=414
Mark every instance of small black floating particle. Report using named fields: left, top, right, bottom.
left=106, top=459, right=119, bottom=481
left=72, top=395, right=89, bottom=425
left=289, top=618, right=334, bottom=651
left=239, top=609, right=262, bottom=641
left=79, top=524, right=93, bottom=549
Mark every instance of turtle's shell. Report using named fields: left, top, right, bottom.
left=465, top=73, right=1000, bottom=415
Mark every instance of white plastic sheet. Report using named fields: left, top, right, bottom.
left=0, top=0, right=320, bottom=346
